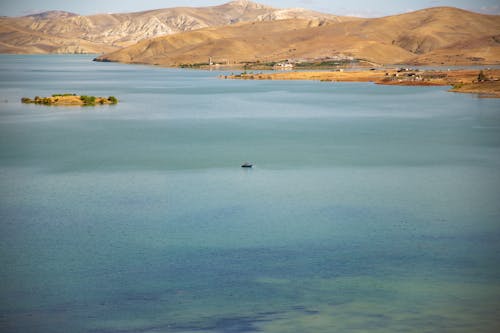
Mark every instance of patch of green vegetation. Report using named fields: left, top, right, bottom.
left=262, top=62, right=277, bottom=67
left=107, top=96, right=118, bottom=104
left=179, top=62, right=210, bottom=68
left=239, top=61, right=279, bottom=70
left=80, top=95, right=96, bottom=106
left=52, top=93, right=76, bottom=97
left=21, top=96, right=58, bottom=105
left=295, top=59, right=358, bottom=68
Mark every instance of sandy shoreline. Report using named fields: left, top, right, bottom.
left=221, top=69, right=500, bottom=98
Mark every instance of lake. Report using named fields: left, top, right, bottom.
left=1, top=54, right=500, bottom=332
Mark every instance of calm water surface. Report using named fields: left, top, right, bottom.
left=1, top=55, right=500, bottom=332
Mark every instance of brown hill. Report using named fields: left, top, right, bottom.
left=408, top=34, right=500, bottom=65
left=94, top=7, right=500, bottom=66
left=0, top=20, right=116, bottom=54
left=95, top=6, right=500, bottom=66
left=0, top=0, right=352, bottom=54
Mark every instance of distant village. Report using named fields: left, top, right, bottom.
left=200, top=55, right=360, bottom=70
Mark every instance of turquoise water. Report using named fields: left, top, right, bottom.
left=1, top=54, right=500, bottom=332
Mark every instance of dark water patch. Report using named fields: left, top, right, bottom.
left=211, top=316, right=268, bottom=333
left=89, top=313, right=275, bottom=333
left=256, top=310, right=283, bottom=316
left=122, top=292, right=162, bottom=303
left=343, top=312, right=392, bottom=330
left=400, top=314, right=461, bottom=331
left=291, top=306, right=320, bottom=315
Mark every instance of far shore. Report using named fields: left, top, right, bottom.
left=221, top=69, right=500, bottom=98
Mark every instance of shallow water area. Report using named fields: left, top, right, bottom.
left=1, top=55, right=500, bottom=332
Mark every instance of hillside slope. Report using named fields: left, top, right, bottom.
left=95, top=7, right=500, bottom=66
left=0, top=0, right=353, bottom=54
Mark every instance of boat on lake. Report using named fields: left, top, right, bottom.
left=241, top=162, right=253, bottom=168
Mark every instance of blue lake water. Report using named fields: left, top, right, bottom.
left=1, top=54, right=500, bottom=332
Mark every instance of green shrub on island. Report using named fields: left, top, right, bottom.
left=80, top=95, right=96, bottom=106
left=52, top=93, right=76, bottom=97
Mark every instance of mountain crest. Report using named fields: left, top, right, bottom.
left=231, top=0, right=250, bottom=4
left=223, top=0, right=270, bottom=10
left=229, top=0, right=251, bottom=6
left=25, top=10, right=78, bottom=19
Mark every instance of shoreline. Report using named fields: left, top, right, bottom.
left=221, top=69, right=500, bottom=98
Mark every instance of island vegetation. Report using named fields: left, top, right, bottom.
left=21, top=94, right=119, bottom=106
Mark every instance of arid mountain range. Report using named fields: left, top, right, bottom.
left=95, top=6, right=500, bottom=66
left=0, top=0, right=350, bottom=54
left=1, top=0, right=499, bottom=66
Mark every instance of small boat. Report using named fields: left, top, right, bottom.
left=241, top=162, right=253, bottom=168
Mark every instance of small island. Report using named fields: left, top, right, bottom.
left=21, top=93, right=118, bottom=106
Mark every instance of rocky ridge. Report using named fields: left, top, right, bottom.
left=0, top=0, right=351, bottom=54
left=94, top=7, right=500, bottom=67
